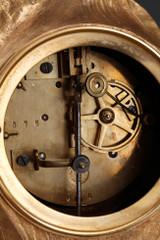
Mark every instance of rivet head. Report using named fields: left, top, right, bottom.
left=38, top=152, right=46, bottom=160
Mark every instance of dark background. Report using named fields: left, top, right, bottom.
left=135, top=0, right=160, bottom=27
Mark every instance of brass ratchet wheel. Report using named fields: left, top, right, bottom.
left=0, top=0, right=160, bottom=239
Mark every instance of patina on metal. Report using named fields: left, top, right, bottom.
left=0, top=0, right=160, bottom=238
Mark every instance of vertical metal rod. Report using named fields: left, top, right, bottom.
left=76, top=100, right=81, bottom=155
left=75, top=77, right=82, bottom=216
left=77, top=173, right=81, bottom=216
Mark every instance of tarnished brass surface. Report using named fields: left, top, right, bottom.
left=0, top=0, right=160, bottom=67
left=1, top=194, right=160, bottom=240
left=0, top=0, right=160, bottom=237
left=4, top=49, right=143, bottom=207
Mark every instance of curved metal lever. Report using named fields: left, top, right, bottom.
left=33, top=150, right=72, bottom=170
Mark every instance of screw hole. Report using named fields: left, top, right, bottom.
left=108, top=152, right=118, bottom=158
left=144, top=114, right=154, bottom=126
left=40, top=62, right=53, bottom=74
left=91, top=62, right=95, bottom=69
left=146, top=116, right=152, bottom=123
left=41, top=114, right=49, bottom=121
left=56, top=81, right=62, bottom=88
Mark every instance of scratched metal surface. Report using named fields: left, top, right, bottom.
left=0, top=0, right=160, bottom=68
left=0, top=0, right=160, bottom=239
left=1, top=195, right=160, bottom=240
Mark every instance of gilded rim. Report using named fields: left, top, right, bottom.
left=0, top=26, right=160, bottom=236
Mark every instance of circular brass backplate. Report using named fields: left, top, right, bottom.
left=0, top=26, right=160, bottom=236
left=3, top=49, right=142, bottom=207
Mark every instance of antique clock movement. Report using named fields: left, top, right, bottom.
left=0, top=0, right=160, bottom=238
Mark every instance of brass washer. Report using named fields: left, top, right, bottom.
left=86, top=72, right=108, bottom=97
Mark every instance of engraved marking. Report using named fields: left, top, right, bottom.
left=35, top=120, right=39, bottom=127
left=13, top=121, right=17, bottom=128
left=88, top=193, right=92, bottom=200
left=66, top=194, right=71, bottom=202
left=24, top=121, right=28, bottom=127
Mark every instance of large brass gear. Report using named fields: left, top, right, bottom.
left=82, top=77, right=142, bottom=153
